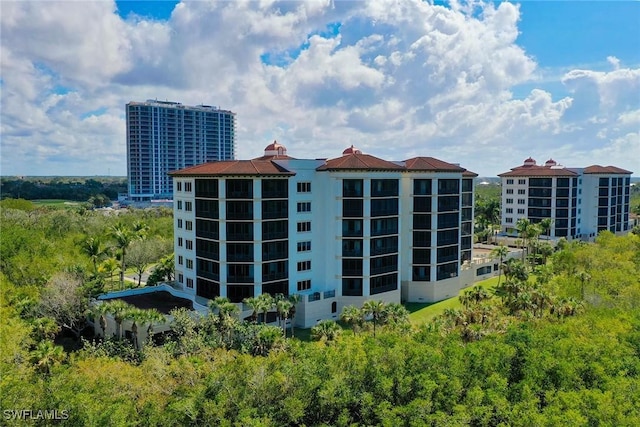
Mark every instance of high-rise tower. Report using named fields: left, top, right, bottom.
left=126, top=100, right=236, bottom=201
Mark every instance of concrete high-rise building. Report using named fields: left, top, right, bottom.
left=170, top=142, right=480, bottom=327
left=126, top=100, right=236, bottom=201
left=498, top=157, right=633, bottom=241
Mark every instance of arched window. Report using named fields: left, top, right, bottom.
left=331, top=302, right=337, bottom=313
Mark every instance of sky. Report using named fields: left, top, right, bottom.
left=1, top=0, right=639, bottom=177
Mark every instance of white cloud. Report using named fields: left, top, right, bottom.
left=1, top=0, right=638, bottom=177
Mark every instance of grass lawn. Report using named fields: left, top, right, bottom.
left=408, top=276, right=501, bottom=325
left=293, top=276, right=504, bottom=341
left=33, top=199, right=81, bottom=207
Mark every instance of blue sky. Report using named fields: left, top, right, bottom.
left=2, top=1, right=639, bottom=176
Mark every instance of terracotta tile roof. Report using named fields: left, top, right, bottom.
left=498, top=165, right=578, bottom=177
left=583, top=165, right=633, bottom=174
left=169, top=160, right=294, bottom=176
left=463, top=170, right=479, bottom=177
left=317, top=153, right=405, bottom=171
left=404, top=157, right=466, bottom=172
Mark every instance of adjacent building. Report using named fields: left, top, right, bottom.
left=498, top=157, right=633, bottom=241
left=170, top=142, right=477, bottom=327
left=126, top=100, right=236, bottom=201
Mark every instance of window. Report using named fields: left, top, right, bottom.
left=343, top=199, right=363, bottom=217
left=342, top=219, right=363, bottom=237
left=343, top=179, right=363, bottom=197
left=227, top=222, right=254, bottom=241
left=297, top=260, right=311, bottom=271
left=227, top=243, right=254, bottom=262
left=297, top=202, right=311, bottom=213
left=343, top=239, right=363, bottom=257
left=518, top=189, right=526, bottom=195
left=178, top=237, right=183, bottom=247
left=226, top=179, right=253, bottom=199
left=371, top=179, right=399, bottom=197
left=506, top=179, right=514, bottom=185
left=262, top=200, right=287, bottom=219
left=506, top=217, right=513, bottom=223
left=297, top=221, right=311, bottom=232
left=186, top=278, right=194, bottom=288
left=178, top=273, right=184, bottom=284
left=186, top=259, right=193, bottom=269
left=414, top=179, right=432, bottom=195
left=506, top=189, right=513, bottom=194
left=505, top=208, right=513, bottom=214
left=438, top=179, right=460, bottom=195
left=177, top=200, right=183, bottom=210
left=297, top=182, right=311, bottom=193
left=227, top=201, right=253, bottom=220
left=178, top=255, right=184, bottom=265
left=185, top=201, right=193, bottom=212
left=186, top=240, right=193, bottom=250
left=297, top=241, right=311, bottom=252
left=262, top=179, right=288, bottom=199
left=184, top=182, right=192, bottom=192
left=517, top=199, right=525, bottom=205
left=517, top=209, right=525, bottom=214
left=342, top=278, right=363, bottom=296
left=262, top=220, right=287, bottom=240
left=506, top=198, right=513, bottom=204
left=177, top=219, right=183, bottom=228
left=518, top=179, right=526, bottom=185
left=186, top=220, right=193, bottom=231
left=342, top=259, right=363, bottom=276
left=177, top=182, right=183, bottom=192
left=297, top=280, right=311, bottom=291
left=262, top=241, right=287, bottom=261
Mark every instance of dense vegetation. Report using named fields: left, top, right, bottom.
left=1, top=199, right=640, bottom=425
left=0, top=177, right=126, bottom=207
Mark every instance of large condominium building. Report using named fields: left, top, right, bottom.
left=498, top=157, right=633, bottom=241
left=170, top=142, right=477, bottom=327
left=126, top=100, right=236, bottom=201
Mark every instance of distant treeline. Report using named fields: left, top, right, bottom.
left=0, top=177, right=127, bottom=202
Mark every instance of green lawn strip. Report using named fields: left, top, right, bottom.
left=408, top=276, right=501, bottom=325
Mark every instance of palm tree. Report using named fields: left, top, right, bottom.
left=102, top=299, right=133, bottom=340
left=538, top=242, right=554, bottom=265
left=31, top=317, right=60, bottom=341
left=526, top=223, right=542, bottom=265
left=92, top=302, right=112, bottom=337
left=98, top=257, right=119, bottom=289
left=276, top=299, right=293, bottom=337
left=141, top=308, right=165, bottom=346
left=382, top=303, right=410, bottom=331
left=288, top=294, right=301, bottom=337
left=81, top=237, right=104, bottom=273
left=539, top=218, right=553, bottom=239
left=490, top=244, right=509, bottom=286
left=576, top=270, right=591, bottom=300
left=157, top=253, right=175, bottom=282
left=128, top=308, right=145, bottom=349
left=30, top=341, right=65, bottom=375
left=515, top=218, right=531, bottom=261
left=362, top=300, right=385, bottom=337
left=311, top=320, right=342, bottom=342
left=340, top=305, right=365, bottom=335
left=132, top=221, right=150, bottom=240
left=243, top=296, right=260, bottom=323
left=482, top=199, right=501, bottom=243
left=110, top=223, right=135, bottom=288
left=209, top=297, right=239, bottom=346
left=256, top=293, right=274, bottom=325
